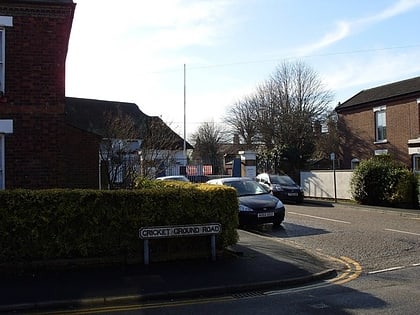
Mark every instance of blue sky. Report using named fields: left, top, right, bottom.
left=66, top=0, right=420, bottom=139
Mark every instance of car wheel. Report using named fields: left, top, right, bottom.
left=273, top=211, right=285, bottom=228
left=273, top=219, right=282, bottom=228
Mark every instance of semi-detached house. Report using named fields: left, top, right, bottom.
left=0, top=0, right=190, bottom=189
left=335, top=76, right=420, bottom=171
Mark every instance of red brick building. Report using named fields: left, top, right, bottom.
left=0, top=0, right=92, bottom=189
left=336, top=76, right=420, bottom=171
left=0, top=0, right=191, bottom=190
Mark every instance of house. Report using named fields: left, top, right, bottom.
left=0, top=0, right=190, bottom=189
left=335, top=76, right=420, bottom=171
left=65, top=97, right=193, bottom=188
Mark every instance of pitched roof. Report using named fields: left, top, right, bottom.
left=336, top=76, right=420, bottom=111
left=65, top=97, right=192, bottom=150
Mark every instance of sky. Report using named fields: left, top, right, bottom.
left=65, top=0, right=420, bottom=140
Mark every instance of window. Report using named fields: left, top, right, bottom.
left=0, top=134, right=4, bottom=189
left=374, top=149, right=388, bottom=156
left=0, top=16, right=12, bottom=94
left=412, top=154, right=420, bottom=174
left=374, top=106, right=387, bottom=142
left=351, top=158, right=360, bottom=169
left=0, top=28, right=4, bottom=93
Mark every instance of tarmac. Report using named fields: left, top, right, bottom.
left=0, top=228, right=340, bottom=314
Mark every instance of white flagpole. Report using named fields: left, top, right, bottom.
left=183, top=64, right=187, bottom=166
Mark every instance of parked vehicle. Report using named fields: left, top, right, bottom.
left=255, top=173, right=304, bottom=203
left=155, top=175, right=190, bottom=182
left=206, top=177, right=285, bottom=228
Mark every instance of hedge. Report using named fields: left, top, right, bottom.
left=0, top=182, right=238, bottom=269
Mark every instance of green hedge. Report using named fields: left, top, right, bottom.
left=0, top=183, right=238, bottom=267
left=350, top=155, right=419, bottom=209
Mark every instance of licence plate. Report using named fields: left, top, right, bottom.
left=288, top=193, right=298, bottom=196
left=258, top=212, right=274, bottom=218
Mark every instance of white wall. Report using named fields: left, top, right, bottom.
left=300, top=170, right=353, bottom=200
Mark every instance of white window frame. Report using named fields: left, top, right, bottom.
left=0, top=28, right=4, bottom=93
left=0, top=17, right=10, bottom=94
left=373, top=106, right=387, bottom=143
left=0, top=16, right=12, bottom=94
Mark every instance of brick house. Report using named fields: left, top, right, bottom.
left=335, top=76, right=420, bottom=171
left=0, top=0, right=190, bottom=189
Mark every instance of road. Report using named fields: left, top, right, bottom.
left=40, top=202, right=420, bottom=315
left=277, top=202, right=420, bottom=274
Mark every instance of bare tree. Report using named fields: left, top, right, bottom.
left=99, top=111, right=140, bottom=189
left=190, top=121, right=229, bottom=175
left=312, top=110, right=340, bottom=163
left=99, top=110, right=185, bottom=188
left=225, top=60, right=334, bottom=177
left=139, top=117, right=185, bottom=178
left=259, top=61, right=333, bottom=176
left=225, top=95, right=259, bottom=145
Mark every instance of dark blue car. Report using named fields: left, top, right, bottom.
left=206, top=177, right=285, bottom=228
left=256, top=173, right=304, bottom=203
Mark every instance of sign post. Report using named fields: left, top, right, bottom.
left=139, top=223, right=222, bottom=264
left=330, top=152, right=337, bottom=203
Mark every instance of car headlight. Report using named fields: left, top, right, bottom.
left=239, top=204, right=254, bottom=212
left=275, top=200, right=284, bottom=209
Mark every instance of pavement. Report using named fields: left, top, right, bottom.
left=0, top=228, right=340, bottom=314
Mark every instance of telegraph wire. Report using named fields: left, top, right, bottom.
left=145, top=43, right=420, bottom=74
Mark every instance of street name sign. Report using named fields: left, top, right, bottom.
left=139, top=223, right=221, bottom=239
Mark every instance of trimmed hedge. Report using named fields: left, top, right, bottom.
left=0, top=182, right=238, bottom=267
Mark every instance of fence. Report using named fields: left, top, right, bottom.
left=300, top=170, right=353, bottom=200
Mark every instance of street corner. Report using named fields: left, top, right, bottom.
left=326, top=256, right=362, bottom=285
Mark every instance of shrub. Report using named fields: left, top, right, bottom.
left=351, top=155, right=418, bottom=208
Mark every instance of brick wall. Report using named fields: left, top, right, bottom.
left=1, top=2, right=75, bottom=106
left=4, top=112, right=67, bottom=188
left=0, top=1, right=86, bottom=189
left=338, top=98, right=419, bottom=169
left=63, top=125, right=100, bottom=189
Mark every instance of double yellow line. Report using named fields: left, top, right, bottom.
left=329, top=256, right=362, bottom=285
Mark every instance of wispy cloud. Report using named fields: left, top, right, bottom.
left=370, top=0, right=420, bottom=21
left=299, top=21, right=351, bottom=55
left=298, top=0, right=420, bottom=55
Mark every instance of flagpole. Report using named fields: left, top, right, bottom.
left=183, top=64, right=187, bottom=166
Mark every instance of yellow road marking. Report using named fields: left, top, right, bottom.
left=32, top=296, right=235, bottom=315
left=329, top=256, right=362, bottom=285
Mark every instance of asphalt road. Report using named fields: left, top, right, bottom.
left=273, top=201, right=420, bottom=274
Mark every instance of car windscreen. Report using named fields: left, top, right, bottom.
left=224, top=180, right=269, bottom=196
left=270, top=175, right=296, bottom=186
